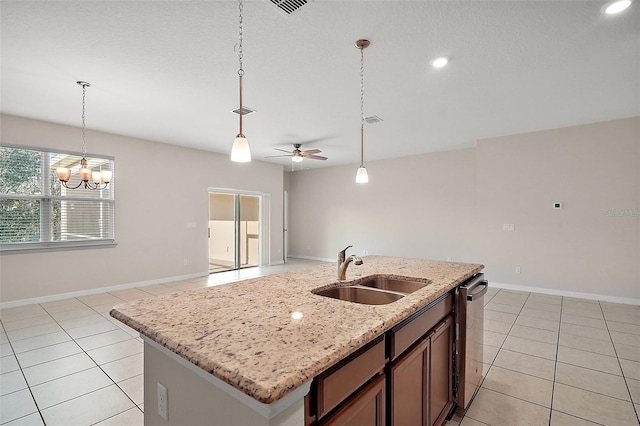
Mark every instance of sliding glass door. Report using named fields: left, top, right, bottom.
left=208, top=192, right=261, bottom=273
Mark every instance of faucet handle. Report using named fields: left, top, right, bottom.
left=339, top=245, right=352, bottom=256
left=338, top=245, right=352, bottom=263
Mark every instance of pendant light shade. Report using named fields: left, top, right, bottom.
left=231, top=135, right=251, bottom=162
left=231, top=0, right=251, bottom=163
left=356, top=166, right=369, bottom=183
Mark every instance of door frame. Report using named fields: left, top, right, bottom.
left=208, top=188, right=270, bottom=268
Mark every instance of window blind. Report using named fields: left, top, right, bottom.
left=0, top=145, right=115, bottom=252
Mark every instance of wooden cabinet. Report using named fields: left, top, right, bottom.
left=429, top=316, right=454, bottom=426
left=306, top=292, right=455, bottom=426
left=306, top=336, right=386, bottom=425
left=389, top=315, right=454, bottom=426
left=322, top=374, right=385, bottom=426
left=389, top=331, right=430, bottom=425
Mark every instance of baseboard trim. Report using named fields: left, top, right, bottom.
left=489, top=282, right=640, bottom=306
left=269, top=260, right=285, bottom=266
left=0, top=272, right=209, bottom=309
left=287, top=254, right=335, bottom=263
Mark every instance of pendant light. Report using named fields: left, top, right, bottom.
left=56, top=81, right=111, bottom=190
left=230, top=0, right=251, bottom=162
left=355, top=39, right=370, bottom=184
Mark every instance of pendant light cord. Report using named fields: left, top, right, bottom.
left=238, top=0, right=244, bottom=136
left=360, top=45, right=365, bottom=167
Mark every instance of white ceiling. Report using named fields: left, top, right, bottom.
left=1, top=1, right=638, bottom=171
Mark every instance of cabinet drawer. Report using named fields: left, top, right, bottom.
left=389, top=292, right=453, bottom=361
left=316, top=337, right=386, bottom=419
left=321, top=374, right=385, bottom=426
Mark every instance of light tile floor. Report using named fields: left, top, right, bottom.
left=447, top=288, right=640, bottom=426
left=1, top=262, right=639, bottom=425
left=0, top=259, right=321, bottom=425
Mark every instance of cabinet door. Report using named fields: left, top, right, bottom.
left=429, top=315, right=454, bottom=426
left=389, top=334, right=431, bottom=426
left=321, top=374, right=385, bottom=426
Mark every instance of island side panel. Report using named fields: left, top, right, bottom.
left=144, top=342, right=304, bottom=426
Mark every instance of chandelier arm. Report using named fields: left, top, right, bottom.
left=61, top=180, right=85, bottom=190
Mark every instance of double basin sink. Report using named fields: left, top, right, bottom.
left=313, top=277, right=431, bottom=305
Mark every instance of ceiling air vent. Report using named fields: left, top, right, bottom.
left=231, top=106, right=256, bottom=116
left=365, top=115, right=383, bottom=124
left=269, top=0, right=308, bottom=15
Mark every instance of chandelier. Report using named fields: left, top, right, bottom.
left=56, top=81, right=111, bottom=190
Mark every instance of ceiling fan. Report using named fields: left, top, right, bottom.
left=266, top=143, right=327, bottom=162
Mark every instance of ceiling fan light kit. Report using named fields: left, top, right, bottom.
left=355, top=39, right=370, bottom=184
left=230, top=0, right=252, bottom=163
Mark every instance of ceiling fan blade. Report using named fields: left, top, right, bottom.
left=304, top=154, right=328, bottom=160
left=265, top=154, right=293, bottom=158
left=274, top=148, right=293, bottom=154
left=301, top=149, right=321, bottom=155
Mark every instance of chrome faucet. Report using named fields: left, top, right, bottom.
left=338, top=245, right=363, bottom=280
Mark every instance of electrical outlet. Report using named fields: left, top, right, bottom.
left=502, top=223, right=515, bottom=231
left=447, top=257, right=452, bottom=262
left=515, top=266, right=521, bottom=274
left=157, top=382, right=168, bottom=420
left=183, top=259, right=188, bottom=265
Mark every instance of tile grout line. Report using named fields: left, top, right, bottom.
left=461, top=289, right=535, bottom=425
left=599, top=300, right=640, bottom=424
left=8, top=297, right=140, bottom=424
left=1, top=311, right=49, bottom=425
left=547, top=295, right=564, bottom=425
left=45, top=297, right=142, bottom=422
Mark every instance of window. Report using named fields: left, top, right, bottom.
left=0, top=145, right=115, bottom=253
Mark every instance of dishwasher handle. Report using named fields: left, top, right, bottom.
left=466, top=281, right=488, bottom=301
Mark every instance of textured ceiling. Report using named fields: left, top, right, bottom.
left=1, top=1, right=638, bottom=171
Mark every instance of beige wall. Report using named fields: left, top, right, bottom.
left=0, top=114, right=284, bottom=303
left=287, top=148, right=478, bottom=263
left=287, top=118, right=639, bottom=301
left=476, top=117, right=639, bottom=300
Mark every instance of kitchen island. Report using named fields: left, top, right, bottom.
left=111, top=256, right=483, bottom=425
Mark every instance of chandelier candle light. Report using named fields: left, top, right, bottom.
left=56, top=81, right=111, bottom=190
left=355, top=39, right=370, bottom=184
left=230, top=0, right=251, bottom=162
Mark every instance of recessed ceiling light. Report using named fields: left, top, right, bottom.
left=431, top=57, right=449, bottom=68
left=603, top=0, right=632, bottom=14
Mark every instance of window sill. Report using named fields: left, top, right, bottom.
left=0, top=240, right=117, bottom=255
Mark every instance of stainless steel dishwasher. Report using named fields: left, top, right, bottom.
left=455, top=273, right=488, bottom=413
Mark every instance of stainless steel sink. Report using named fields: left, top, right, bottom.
left=358, top=277, right=429, bottom=294
left=314, top=286, right=405, bottom=305
left=313, top=277, right=430, bottom=305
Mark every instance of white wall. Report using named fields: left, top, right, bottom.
left=0, top=114, right=284, bottom=303
left=287, top=118, right=639, bottom=301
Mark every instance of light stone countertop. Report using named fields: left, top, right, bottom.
left=110, top=256, right=483, bottom=404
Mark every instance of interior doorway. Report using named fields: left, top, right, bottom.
left=208, top=191, right=262, bottom=273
